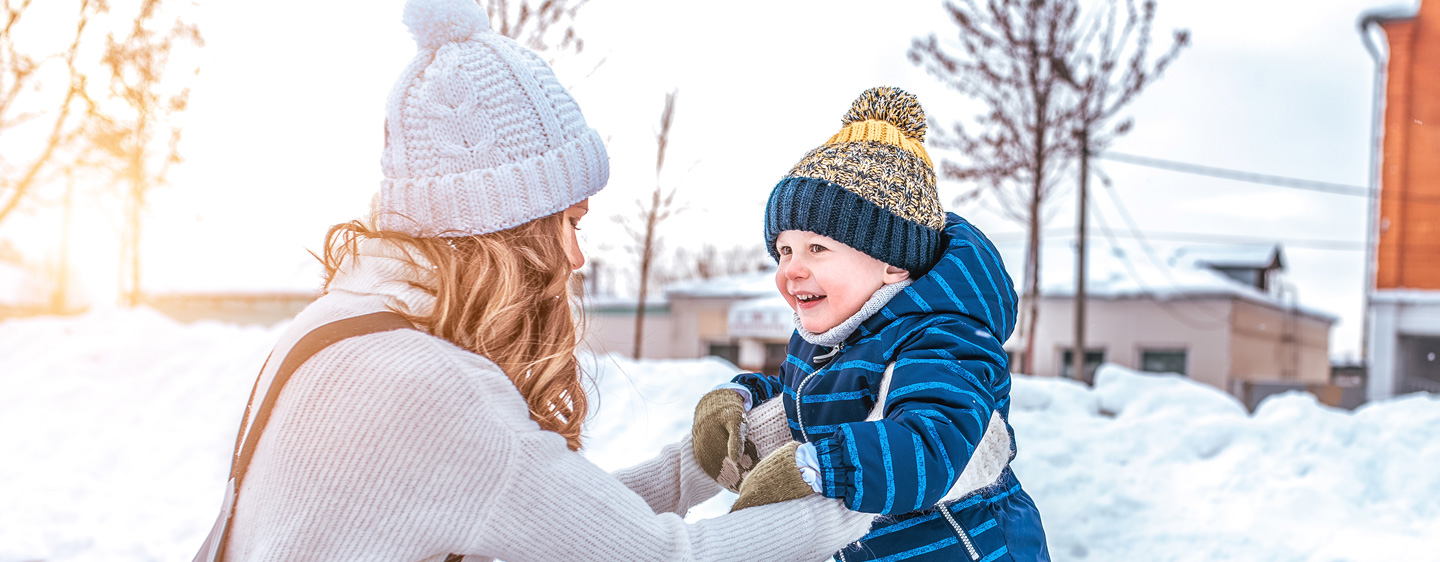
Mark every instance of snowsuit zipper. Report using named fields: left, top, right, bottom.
left=795, top=343, right=843, bottom=442
left=940, top=502, right=981, bottom=561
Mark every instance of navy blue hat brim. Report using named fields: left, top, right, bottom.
left=764, top=176, right=941, bottom=275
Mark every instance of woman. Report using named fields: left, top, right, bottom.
left=218, top=0, right=873, bottom=560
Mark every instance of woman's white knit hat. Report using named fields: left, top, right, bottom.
left=376, top=0, right=609, bottom=237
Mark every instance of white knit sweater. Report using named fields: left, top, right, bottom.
left=224, top=240, right=874, bottom=562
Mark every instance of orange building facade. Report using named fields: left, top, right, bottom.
left=1365, top=1, right=1440, bottom=400
left=1376, top=3, right=1440, bottom=289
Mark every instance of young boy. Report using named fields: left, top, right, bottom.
left=691, top=87, right=1050, bottom=561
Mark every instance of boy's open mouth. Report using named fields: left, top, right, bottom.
left=794, top=293, right=826, bottom=308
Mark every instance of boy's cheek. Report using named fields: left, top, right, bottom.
left=774, top=271, right=795, bottom=310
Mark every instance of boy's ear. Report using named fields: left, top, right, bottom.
left=883, top=265, right=910, bottom=284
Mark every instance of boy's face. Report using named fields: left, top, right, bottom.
left=774, top=230, right=910, bottom=334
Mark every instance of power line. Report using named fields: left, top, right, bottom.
left=985, top=228, right=1366, bottom=251
left=1099, top=152, right=1440, bottom=206
left=1089, top=190, right=1230, bottom=331
left=1097, top=151, right=1371, bottom=196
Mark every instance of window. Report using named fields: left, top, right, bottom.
left=1060, top=349, right=1105, bottom=380
left=707, top=343, right=739, bottom=366
left=1140, top=349, right=1188, bottom=376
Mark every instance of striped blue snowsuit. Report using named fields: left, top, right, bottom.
left=734, top=213, right=1050, bottom=562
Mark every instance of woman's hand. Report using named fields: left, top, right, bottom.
left=691, top=389, right=759, bottom=492
left=730, top=441, right=817, bottom=511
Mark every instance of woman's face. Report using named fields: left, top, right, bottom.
left=562, top=199, right=589, bottom=270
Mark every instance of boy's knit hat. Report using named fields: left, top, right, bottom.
left=764, top=87, right=944, bottom=273
left=375, top=0, right=609, bottom=238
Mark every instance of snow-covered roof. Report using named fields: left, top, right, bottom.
left=665, top=269, right=777, bottom=299
left=1036, top=241, right=1336, bottom=321
left=1371, top=289, right=1440, bottom=304
left=1175, top=245, right=1284, bottom=271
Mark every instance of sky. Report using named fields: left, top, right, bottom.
left=0, top=0, right=1417, bottom=360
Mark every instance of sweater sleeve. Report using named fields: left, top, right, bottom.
left=609, top=434, right=722, bottom=516
left=227, top=332, right=874, bottom=562
left=485, top=427, right=875, bottom=562
left=810, top=318, right=1007, bottom=514
left=746, top=394, right=794, bottom=459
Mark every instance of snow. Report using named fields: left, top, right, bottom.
left=3, top=310, right=1439, bottom=561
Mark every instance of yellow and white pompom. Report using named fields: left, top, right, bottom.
left=403, top=0, right=491, bottom=50
left=841, top=86, right=928, bottom=142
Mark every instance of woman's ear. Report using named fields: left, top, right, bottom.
left=883, top=265, right=910, bottom=284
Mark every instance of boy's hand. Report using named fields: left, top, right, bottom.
left=730, top=441, right=816, bottom=512
left=692, top=389, right=759, bottom=492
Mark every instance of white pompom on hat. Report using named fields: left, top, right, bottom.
left=401, top=0, right=488, bottom=49
left=376, top=0, right=609, bottom=238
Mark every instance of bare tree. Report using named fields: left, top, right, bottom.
left=0, top=0, right=101, bottom=228
left=618, top=89, right=679, bottom=359
left=1055, top=0, right=1187, bottom=383
left=910, top=0, right=1185, bottom=378
left=910, top=0, right=1082, bottom=375
left=477, top=0, right=588, bottom=56
left=82, top=0, right=202, bottom=306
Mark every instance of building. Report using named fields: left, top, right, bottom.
left=1012, top=243, right=1336, bottom=405
left=143, top=291, right=320, bottom=326
left=582, top=240, right=1340, bottom=407
left=1360, top=2, right=1440, bottom=399
left=581, top=272, right=783, bottom=369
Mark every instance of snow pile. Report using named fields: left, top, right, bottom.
left=1012, top=365, right=1440, bottom=561
left=2, top=309, right=1438, bottom=561
left=0, top=308, right=280, bottom=562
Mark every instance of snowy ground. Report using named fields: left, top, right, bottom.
left=2, top=309, right=1437, bottom=562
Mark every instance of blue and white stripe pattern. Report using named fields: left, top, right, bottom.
left=735, top=213, right=1049, bottom=561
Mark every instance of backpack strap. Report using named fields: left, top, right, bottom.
left=230, top=311, right=415, bottom=486
left=198, top=311, right=415, bottom=562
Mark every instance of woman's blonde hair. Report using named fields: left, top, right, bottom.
left=321, top=212, right=588, bottom=451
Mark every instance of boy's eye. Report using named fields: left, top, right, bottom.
left=810, top=244, right=826, bottom=253
left=777, top=245, right=791, bottom=256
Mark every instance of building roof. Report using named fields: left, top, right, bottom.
left=1037, top=241, right=1336, bottom=322
left=1175, top=244, right=1284, bottom=271
left=665, top=269, right=778, bottom=299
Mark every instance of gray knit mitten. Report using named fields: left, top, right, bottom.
left=692, top=389, right=760, bottom=492
left=730, top=441, right=816, bottom=512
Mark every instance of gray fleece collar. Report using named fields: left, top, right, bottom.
left=793, top=279, right=913, bottom=347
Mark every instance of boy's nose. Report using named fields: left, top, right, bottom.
left=782, top=256, right=810, bottom=279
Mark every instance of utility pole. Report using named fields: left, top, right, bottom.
left=1073, top=129, right=1090, bottom=383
